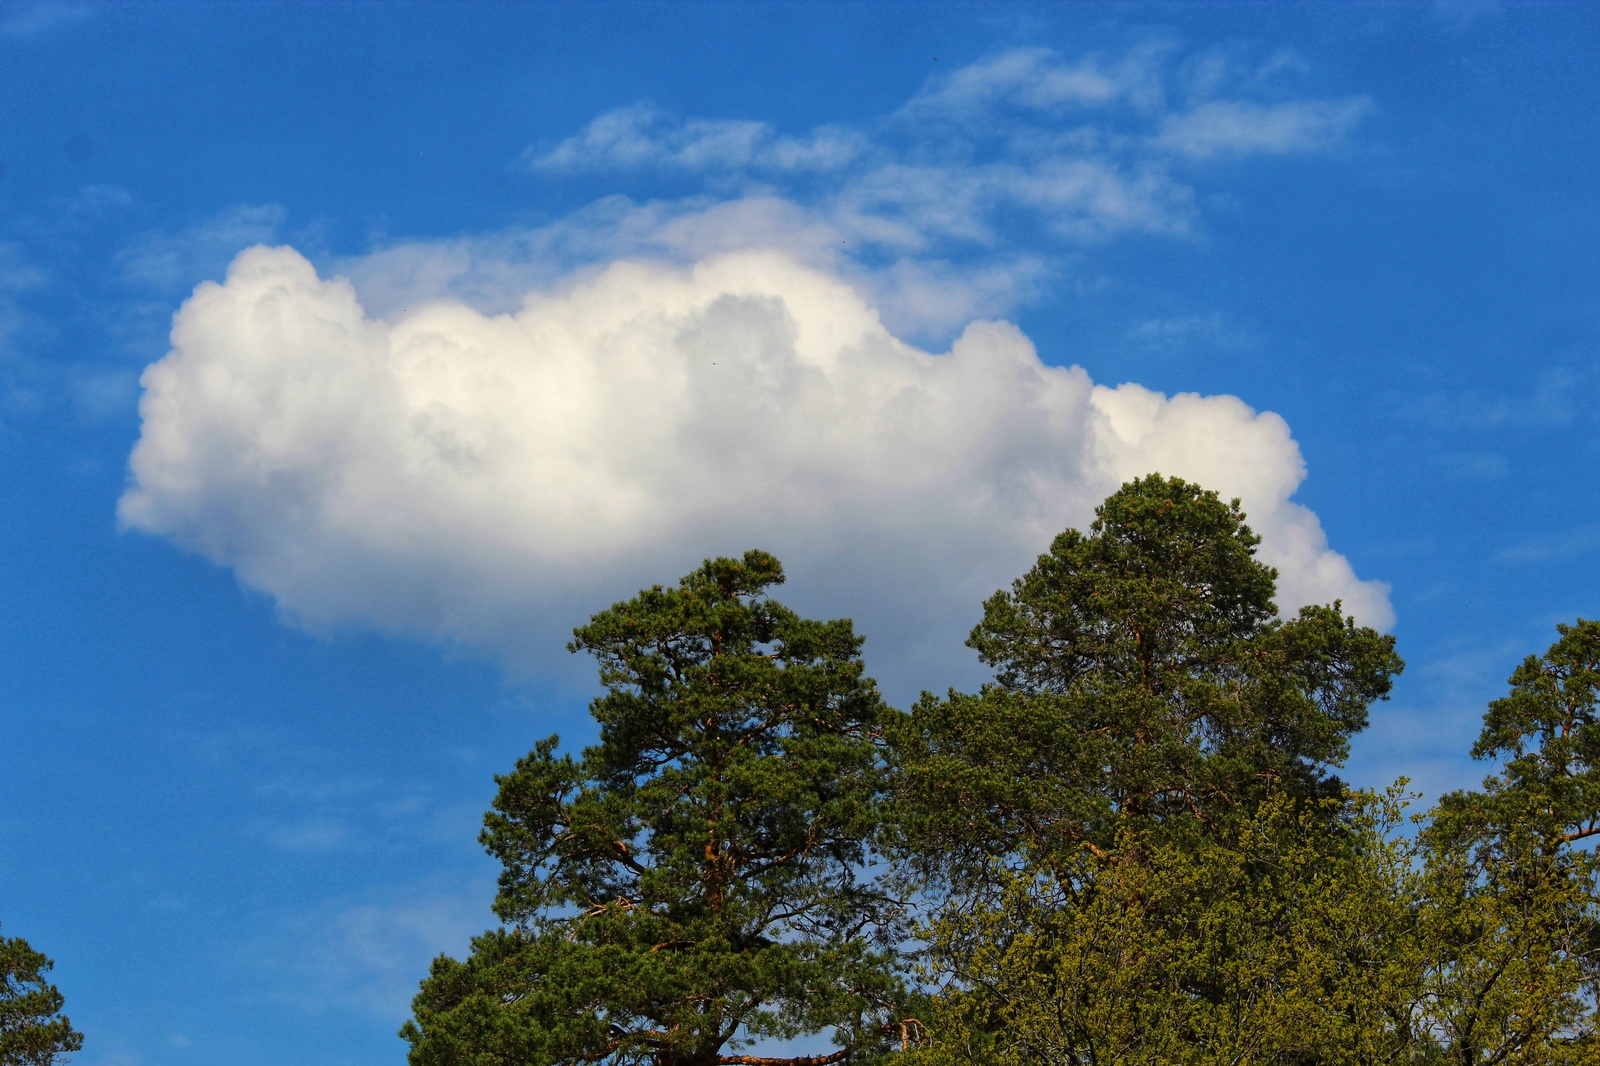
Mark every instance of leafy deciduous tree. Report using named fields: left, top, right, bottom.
left=904, top=789, right=1427, bottom=1065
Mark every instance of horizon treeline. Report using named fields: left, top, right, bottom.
left=386, top=475, right=1599, bottom=1065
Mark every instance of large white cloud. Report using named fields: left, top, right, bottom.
left=120, top=244, right=1389, bottom=697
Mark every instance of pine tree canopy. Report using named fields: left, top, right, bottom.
left=402, top=551, right=906, bottom=1066
left=889, top=474, right=1403, bottom=884
left=0, top=928, right=83, bottom=1066
left=400, top=478, right=1600, bottom=1066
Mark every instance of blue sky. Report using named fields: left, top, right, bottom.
left=1, top=2, right=1597, bottom=1064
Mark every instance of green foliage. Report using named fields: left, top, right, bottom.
left=888, top=475, right=1411, bottom=1063
left=1470, top=619, right=1600, bottom=842
left=965, top=474, right=1278, bottom=698
left=0, top=927, right=82, bottom=1066
left=402, top=551, right=904, bottom=1066
left=1416, top=621, right=1600, bottom=1065
left=904, top=789, right=1427, bottom=1066
left=889, top=475, right=1401, bottom=884
left=406, top=478, right=1600, bottom=1066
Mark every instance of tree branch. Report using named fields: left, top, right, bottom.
left=717, top=1051, right=850, bottom=1066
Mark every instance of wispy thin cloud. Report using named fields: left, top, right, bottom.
left=1154, top=98, right=1371, bottom=159
left=0, top=241, right=49, bottom=352
left=0, top=0, right=94, bottom=38
left=1434, top=449, right=1509, bottom=481
left=1432, top=0, right=1503, bottom=30
left=896, top=44, right=1170, bottom=120
left=530, top=103, right=865, bottom=174
left=1405, top=369, right=1581, bottom=432
left=1348, top=635, right=1530, bottom=801
left=117, top=204, right=287, bottom=292
left=521, top=45, right=1371, bottom=263
left=244, top=879, right=490, bottom=1019
left=1128, top=311, right=1255, bottom=352
left=1498, top=523, right=1600, bottom=565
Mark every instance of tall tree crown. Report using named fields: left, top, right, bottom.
left=887, top=476, right=1408, bottom=1065
left=1419, top=621, right=1600, bottom=1066
left=968, top=474, right=1279, bottom=695
left=891, top=475, right=1401, bottom=878
left=404, top=551, right=903, bottom=1066
left=1474, top=618, right=1600, bottom=842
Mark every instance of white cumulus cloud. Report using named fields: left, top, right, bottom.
left=120, top=244, right=1390, bottom=698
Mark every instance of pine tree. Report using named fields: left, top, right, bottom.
left=0, top=927, right=83, bottom=1066
left=403, top=551, right=906, bottom=1066
left=1419, top=620, right=1600, bottom=1064
left=889, top=475, right=1411, bottom=1064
